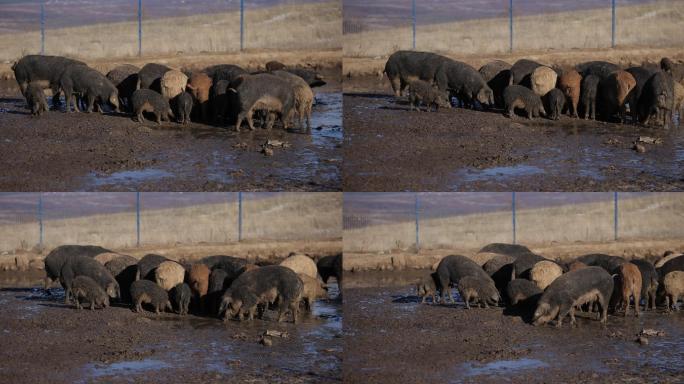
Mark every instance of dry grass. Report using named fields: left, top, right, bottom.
left=0, top=193, right=342, bottom=253
left=343, top=194, right=684, bottom=256
left=344, top=1, right=683, bottom=58
left=0, top=1, right=341, bottom=62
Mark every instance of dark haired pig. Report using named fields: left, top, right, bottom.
left=435, top=255, right=496, bottom=304
left=59, top=65, right=119, bottom=113
left=131, top=89, right=174, bottom=124
left=434, top=60, right=494, bottom=108
left=506, top=279, right=542, bottom=307
left=44, top=245, right=111, bottom=290
left=60, top=255, right=120, bottom=303
left=503, top=85, right=545, bottom=119
left=457, top=276, right=500, bottom=309
left=416, top=273, right=438, bottom=304
left=544, top=88, right=565, bottom=120
left=170, top=282, right=191, bottom=315
left=12, top=54, right=86, bottom=109
left=383, top=50, right=451, bottom=97
left=174, top=91, right=193, bottom=124
left=407, top=79, right=450, bottom=112
left=509, top=59, right=543, bottom=86
left=106, top=64, right=139, bottom=112
left=71, top=275, right=110, bottom=310
left=638, top=71, right=675, bottom=127
left=580, top=74, right=600, bottom=120
left=137, top=63, right=171, bottom=92
left=130, top=279, right=172, bottom=314
left=136, top=253, right=169, bottom=280
left=229, top=73, right=295, bottom=131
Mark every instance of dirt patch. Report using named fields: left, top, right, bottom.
left=343, top=271, right=684, bottom=383
left=342, top=83, right=684, bottom=191
left=0, top=68, right=341, bottom=192
left=0, top=272, right=342, bottom=383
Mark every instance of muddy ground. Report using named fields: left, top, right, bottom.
left=0, top=69, right=341, bottom=192
left=0, top=271, right=341, bottom=383
left=343, top=76, right=684, bottom=192
left=343, top=270, right=684, bottom=384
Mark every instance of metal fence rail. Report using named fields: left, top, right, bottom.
left=343, top=192, right=684, bottom=253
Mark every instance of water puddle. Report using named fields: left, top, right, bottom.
left=460, top=358, right=549, bottom=377
left=85, top=358, right=171, bottom=378
left=455, top=164, right=544, bottom=184
left=87, top=168, right=174, bottom=189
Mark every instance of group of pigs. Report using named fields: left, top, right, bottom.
left=416, top=243, right=684, bottom=327
left=43, top=244, right=342, bottom=323
left=385, top=51, right=684, bottom=126
left=12, top=54, right=326, bottom=132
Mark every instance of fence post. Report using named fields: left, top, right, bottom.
left=414, top=193, right=420, bottom=252
left=138, top=0, right=142, bottom=57
left=238, top=192, right=243, bottom=241
left=512, top=192, right=516, bottom=244
left=411, top=0, right=416, bottom=50
left=240, top=0, right=245, bottom=51
left=509, top=0, right=513, bottom=53
left=38, top=193, right=43, bottom=248
left=136, top=192, right=140, bottom=247
left=614, top=192, right=618, bottom=241
left=611, top=0, right=616, bottom=48
left=39, top=2, right=45, bottom=55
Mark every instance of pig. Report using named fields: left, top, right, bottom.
left=660, top=57, right=684, bottom=83
left=59, top=65, right=120, bottom=113
left=638, top=71, right=675, bottom=127
left=506, top=279, right=542, bottom=307
left=568, top=261, right=588, bottom=272
left=200, top=255, right=250, bottom=289
left=266, top=61, right=287, bottom=71
left=44, top=245, right=112, bottom=290
left=317, top=254, right=342, bottom=290
left=25, top=82, right=48, bottom=116
left=211, top=79, right=232, bottom=124
left=479, top=243, right=533, bottom=257
left=218, top=265, right=303, bottom=323
left=529, top=260, right=564, bottom=290
left=12, top=54, right=86, bottom=109
left=435, top=255, right=497, bottom=304
left=407, top=79, right=450, bottom=112
left=434, top=59, right=494, bottom=108
left=160, top=69, right=188, bottom=100
left=105, top=257, right=137, bottom=303
left=544, top=88, right=565, bottom=120
left=479, top=60, right=511, bottom=109
left=131, top=89, right=174, bottom=124
left=170, top=282, right=191, bottom=315
left=625, top=66, right=657, bottom=124
left=503, top=85, right=546, bottom=119
left=71, top=275, right=110, bottom=310
left=137, top=63, right=171, bottom=92
left=616, top=262, right=642, bottom=317
left=576, top=61, right=620, bottom=80
left=188, top=263, right=211, bottom=312
left=204, top=64, right=248, bottom=84
left=136, top=254, right=169, bottom=281
left=104, top=255, right=138, bottom=277
left=483, top=254, right=515, bottom=293
left=285, top=68, right=326, bottom=88
left=598, top=70, right=637, bottom=122
left=416, top=273, right=439, bottom=304
left=300, top=274, right=328, bottom=311
left=207, top=268, right=230, bottom=316
left=576, top=254, right=626, bottom=274
left=187, top=72, right=213, bottom=121
left=154, top=261, right=186, bottom=291
left=530, top=66, right=558, bottom=96
left=557, top=69, right=582, bottom=117
left=511, top=252, right=547, bottom=279
left=655, top=251, right=682, bottom=268
left=60, top=255, right=120, bottom=303
left=532, top=267, right=614, bottom=327
left=383, top=50, right=451, bottom=97
left=630, top=259, right=658, bottom=311
left=106, top=64, right=139, bottom=111
left=229, top=73, right=295, bottom=131
left=656, top=255, right=684, bottom=282
left=273, top=70, right=314, bottom=130
left=457, top=276, right=500, bottom=309
left=580, top=75, right=600, bottom=120
left=663, top=271, right=684, bottom=311
left=280, top=254, right=319, bottom=280
left=130, top=279, right=172, bottom=314
left=509, top=59, right=543, bottom=86
left=174, top=91, right=193, bottom=124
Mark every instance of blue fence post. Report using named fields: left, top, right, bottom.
left=411, top=0, right=416, bottom=50
left=40, top=2, right=45, bottom=55
left=414, top=193, right=420, bottom=252
left=614, top=192, right=618, bottom=241
left=512, top=192, right=517, bottom=244
left=611, top=0, right=616, bottom=48
left=38, top=193, right=43, bottom=248
left=136, top=192, right=141, bottom=247
left=238, top=192, right=243, bottom=241
left=138, top=0, right=142, bottom=57
left=240, top=0, right=244, bottom=51
left=509, top=0, right=513, bottom=53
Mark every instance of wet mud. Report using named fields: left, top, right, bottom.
left=343, top=77, right=684, bottom=192
left=0, top=76, right=342, bottom=192
left=343, top=270, right=684, bottom=384
left=0, top=272, right=342, bottom=383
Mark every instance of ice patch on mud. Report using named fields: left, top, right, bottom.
left=87, top=168, right=174, bottom=188
left=457, top=164, right=544, bottom=183
left=460, top=358, right=549, bottom=377
left=86, top=359, right=171, bottom=378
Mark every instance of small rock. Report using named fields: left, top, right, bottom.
left=637, top=136, right=662, bottom=145
left=633, top=143, right=646, bottom=153
left=637, top=336, right=649, bottom=345
left=639, top=328, right=665, bottom=337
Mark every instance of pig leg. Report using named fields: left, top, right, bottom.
left=265, top=112, right=276, bottom=130
left=86, top=94, right=95, bottom=113
left=290, top=300, right=299, bottom=324
left=665, top=295, right=671, bottom=313
left=246, top=110, right=256, bottom=131
left=90, top=301, right=95, bottom=311
left=598, top=295, right=608, bottom=324
left=155, top=112, right=162, bottom=125
left=420, top=295, right=426, bottom=304
left=569, top=306, right=577, bottom=326
left=389, top=76, right=401, bottom=98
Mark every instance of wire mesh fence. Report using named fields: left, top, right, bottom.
left=0, top=192, right=342, bottom=253
left=343, top=192, right=684, bottom=253
left=343, top=0, right=684, bottom=57
left=0, top=0, right=340, bottom=62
